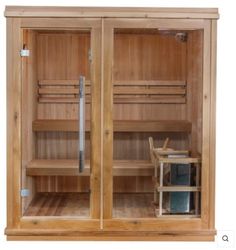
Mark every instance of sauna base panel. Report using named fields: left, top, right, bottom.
left=6, top=231, right=216, bottom=241
left=10, top=192, right=216, bottom=241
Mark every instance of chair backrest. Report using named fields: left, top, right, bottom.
left=148, top=137, right=155, bottom=164
left=162, top=137, right=169, bottom=150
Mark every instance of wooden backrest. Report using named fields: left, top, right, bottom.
left=149, top=137, right=155, bottom=164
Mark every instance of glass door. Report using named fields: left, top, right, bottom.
left=103, top=18, right=206, bottom=231
left=20, top=19, right=101, bottom=230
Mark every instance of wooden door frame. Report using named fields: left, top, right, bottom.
left=102, top=18, right=217, bottom=236
left=6, top=17, right=102, bottom=232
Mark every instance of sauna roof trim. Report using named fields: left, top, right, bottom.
left=5, top=6, right=219, bottom=19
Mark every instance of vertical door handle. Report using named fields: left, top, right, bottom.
left=79, top=76, right=85, bottom=173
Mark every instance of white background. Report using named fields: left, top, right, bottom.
left=0, top=0, right=235, bottom=249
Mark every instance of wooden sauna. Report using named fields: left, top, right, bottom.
left=5, top=6, right=219, bottom=241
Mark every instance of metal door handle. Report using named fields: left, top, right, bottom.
left=79, top=76, right=85, bottom=173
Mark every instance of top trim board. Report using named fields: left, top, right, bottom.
left=5, top=6, right=219, bottom=19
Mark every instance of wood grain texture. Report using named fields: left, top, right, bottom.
left=36, top=132, right=90, bottom=159
left=39, top=79, right=91, bottom=85
left=38, top=96, right=186, bottom=104
left=114, top=80, right=186, bottom=86
left=19, top=218, right=100, bottom=230
left=26, top=159, right=154, bottom=176
left=113, top=176, right=153, bottom=193
left=33, top=120, right=192, bottom=132
left=103, top=218, right=202, bottom=231
left=113, top=96, right=186, bottom=104
left=19, top=23, right=102, bottom=222
left=103, top=24, right=113, bottom=219
left=5, top=7, right=218, bottom=240
left=24, top=193, right=90, bottom=217
left=6, top=18, right=22, bottom=228
left=34, top=30, right=92, bottom=198
left=187, top=30, right=203, bottom=156
left=201, top=20, right=211, bottom=229
left=6, top=236, right=215, bottom=241
left=113, top=132, right=189, bottom=161
left=113, top=193, right=155, bottom=218
left=6, top=229, right=216, bottom=241
left=33, top=120, right=89, bottom=132
left=27, top=159, right=91, bottom=176
left=114, top=32, right=186, bottom=81
left=20, top=18, right=101, bottom=29
left=209, top=20, right=217, bottom=230
left=37, top=79, right=186, bottom=104
left=35, top=176, right=90, bottom=193
left=106, top=18, right=206, bottom=30
left=90, top=25, right=102, bottom=219
left=111, top=25, right=189, bottom=219
left=113, top=29, right=187, bottom=120
left=37, top=31, right=91, bottom=121
left=37, top=32, right=90, bottom=80
left=4, top=6, right=219, bottom=19
left=24, top=193, right=154, bottom=218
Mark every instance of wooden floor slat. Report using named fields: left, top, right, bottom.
left=24, top=193, right=155, bottom=218
left=113, top=193, right=155, bottom=218
left=24, top=193, right=90, bottom=217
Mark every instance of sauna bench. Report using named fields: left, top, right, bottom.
left=26, top=159, right=154, bottom=176
left=32, top=119, right=192, bottom=132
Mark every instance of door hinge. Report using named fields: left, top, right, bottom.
left=20, top=44, right=30, bottom=57
left=20, top=49, right=30, bottom=57
left=88, top=49, right=92, bottom=62
left=20, top=189, right=30, bottom=197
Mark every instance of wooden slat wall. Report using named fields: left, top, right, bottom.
left=36, top=176, right=90, bottom=192
left=113, top=32, right=187, bottom=121
left=33, top=30, right=200, bottom=194
left=114, top=132, right=189, bottom=160
left=36, top=31, right=91, bottom=193
left=35, top=177, right=153, bottom=193
left=37, top=80, right=186, bottom=104
left=37, top=32, right=90, bottom=80
left=114, top=32, right=186, bottom=80
left=36, top=132, right=90, bottom=192
left=37, top=31, right=91, bottom=120
left=114, top=177, right=153, bottom=192
left=112, top=32, right=189, bottom=194
left=36, top=132, right=90, bottom=159
left=38, top=104, right=90, bottom=120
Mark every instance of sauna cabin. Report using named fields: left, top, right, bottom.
left=5, top=6, right=219, bottom=241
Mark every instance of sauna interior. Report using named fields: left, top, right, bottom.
left=22, top=28, right=203, bottom=218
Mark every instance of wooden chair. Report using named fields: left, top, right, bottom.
left=149, top=137, right=172, bottom=204
left=149, top=137, right=198, bottom=216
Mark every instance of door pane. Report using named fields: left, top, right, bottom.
left=112, top=28, right=203, bottom=218
left=21, top=29, right=92, bottom=217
